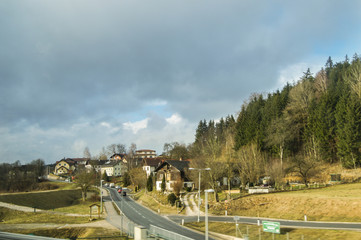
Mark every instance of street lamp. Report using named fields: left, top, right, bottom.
left=100, top=180, right=104, bottom=213
left=189, top=167, right=211, bottom=222
left=204, top=189, right=214, bottom=240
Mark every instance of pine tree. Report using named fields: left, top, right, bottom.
left=336, top=96, right=361, bottom=168
left=161, top=174, right=166, bottom=192
left=147, top=174, right=153, bottom=192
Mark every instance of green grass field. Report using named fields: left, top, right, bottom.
left=0, top=189, right=82, bottom=210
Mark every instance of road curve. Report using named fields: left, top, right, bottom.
left=107, top=188, right=216, bottom=240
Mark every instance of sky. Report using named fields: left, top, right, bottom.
left=1, top=1, right=361, bottom=164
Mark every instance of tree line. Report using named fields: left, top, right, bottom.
left=0, top=159, right=46, bottom=192
left=173, top=54, right=361, bottom=199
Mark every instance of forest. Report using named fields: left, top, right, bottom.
left=183, top=54, right=361, bottom=193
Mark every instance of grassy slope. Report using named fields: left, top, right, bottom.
left=0, top=207, right=89, bottom=224
left=185, top=222, right=361, bottom=240
left=211, top=183, right=361, bottom=222
left=7, top=228, right=124, bottom=240
left=134, top=190, right=180, bottom=215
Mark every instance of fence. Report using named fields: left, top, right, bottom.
left=111, top=199, right=135, bottom=238
left=148, top=225, right=194, bottom=240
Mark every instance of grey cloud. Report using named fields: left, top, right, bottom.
left=1, top=0, right=361, bottom=162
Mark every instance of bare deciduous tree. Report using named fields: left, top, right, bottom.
left=75, top=169, right=96, bottom=201
left=83, top=147, right=91, bottom=159
left=344, top=61, right=361, bottom=99
left=288, top=144, right=321, bottom=187
left=236, top=143, right=265, bottom=188
left=314, top=68, right=328, bottom=96
left=129, top=167, right=147, bottom=189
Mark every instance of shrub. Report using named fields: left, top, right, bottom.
left=185, top=187, right=192, bottom=192
left=167, top=193, right=177, bottom=206
left=147, top=175, right=153, bottom=192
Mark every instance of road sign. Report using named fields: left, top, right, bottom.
left=262, top=221, right=280, bottom=234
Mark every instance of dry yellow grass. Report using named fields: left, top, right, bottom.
left=212, top=183, right=361, bottom=222
left=136, top=190, right=180, bottom=215
left=7, top=227, right=124, bottom=240
left=185, top=222, right=361, bottom=240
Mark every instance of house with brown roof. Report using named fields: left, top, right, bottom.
left=54, top=158, right=76, bottom=175
left=110, top=153, right=127, bottom=163
left=154, top=160, right=193, bottom=192
left=142, top=158, right=162, bottom=177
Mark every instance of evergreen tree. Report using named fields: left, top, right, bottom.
left=336, top=96, right=361, bottom=168
left=147, top=174, right=153, bottom=192
left=161, top=174, right=166, bottom=192
left=102, top=171, right=109, bottom=182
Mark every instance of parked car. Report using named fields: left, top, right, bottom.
left=109, top=183, right=115, bottom=188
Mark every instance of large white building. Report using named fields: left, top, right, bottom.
left=135, top=149, right=156, bottom=159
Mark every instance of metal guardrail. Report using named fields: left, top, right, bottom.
left=148, top=225, right=194, bottom=240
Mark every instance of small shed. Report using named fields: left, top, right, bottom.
left=89, top=203, right=100, bottom=220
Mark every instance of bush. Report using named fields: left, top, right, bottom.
left=37, top=183, right=59, bottom=191
left=167, top=193, right=177, bottom=206
left=184, top=187, right=192, bottom=192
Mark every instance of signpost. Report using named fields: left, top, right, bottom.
left=234, top=216, right=240, bottom=237
left=262, top=221, right=280, bottom=234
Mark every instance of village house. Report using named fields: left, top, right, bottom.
left=154, top=160, right=193, bottom=192
left=70, top=158, right=90, bottom=165
left=100, top=160, right=127, bottom=177
left=54, top=158, right=77, bottom=175
left=85, top=159, right=108, bottom=173
left=110, top=153, right=127, bottom=163
left=135, top=149, right=156, bottom=159
left=142, top=158, right=162, bottom=177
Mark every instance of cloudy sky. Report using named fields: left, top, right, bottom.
left=1, top=1, right=361, bottom=164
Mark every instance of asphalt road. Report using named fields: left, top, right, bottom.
left=168, top=215, right=361, bottom=231
left=108, top=188, right=215, bottom=240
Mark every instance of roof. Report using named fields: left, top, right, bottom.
left=143, top=158, right=162, bottom=167
left=136, top=149, right=156, bottom=153
left=87, top=160, right=108, bottom=166
left=110, top=153, right=127, bottom=159
left=56, top=159, right=76, bottom=166
left=102, top=160, right=124, bottom=167
left=154, top=160, right=189, bottom=172
left=166, top=160, right=189, bottom=171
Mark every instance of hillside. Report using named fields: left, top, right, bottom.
left=213, top=182, right=361, bottom=222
